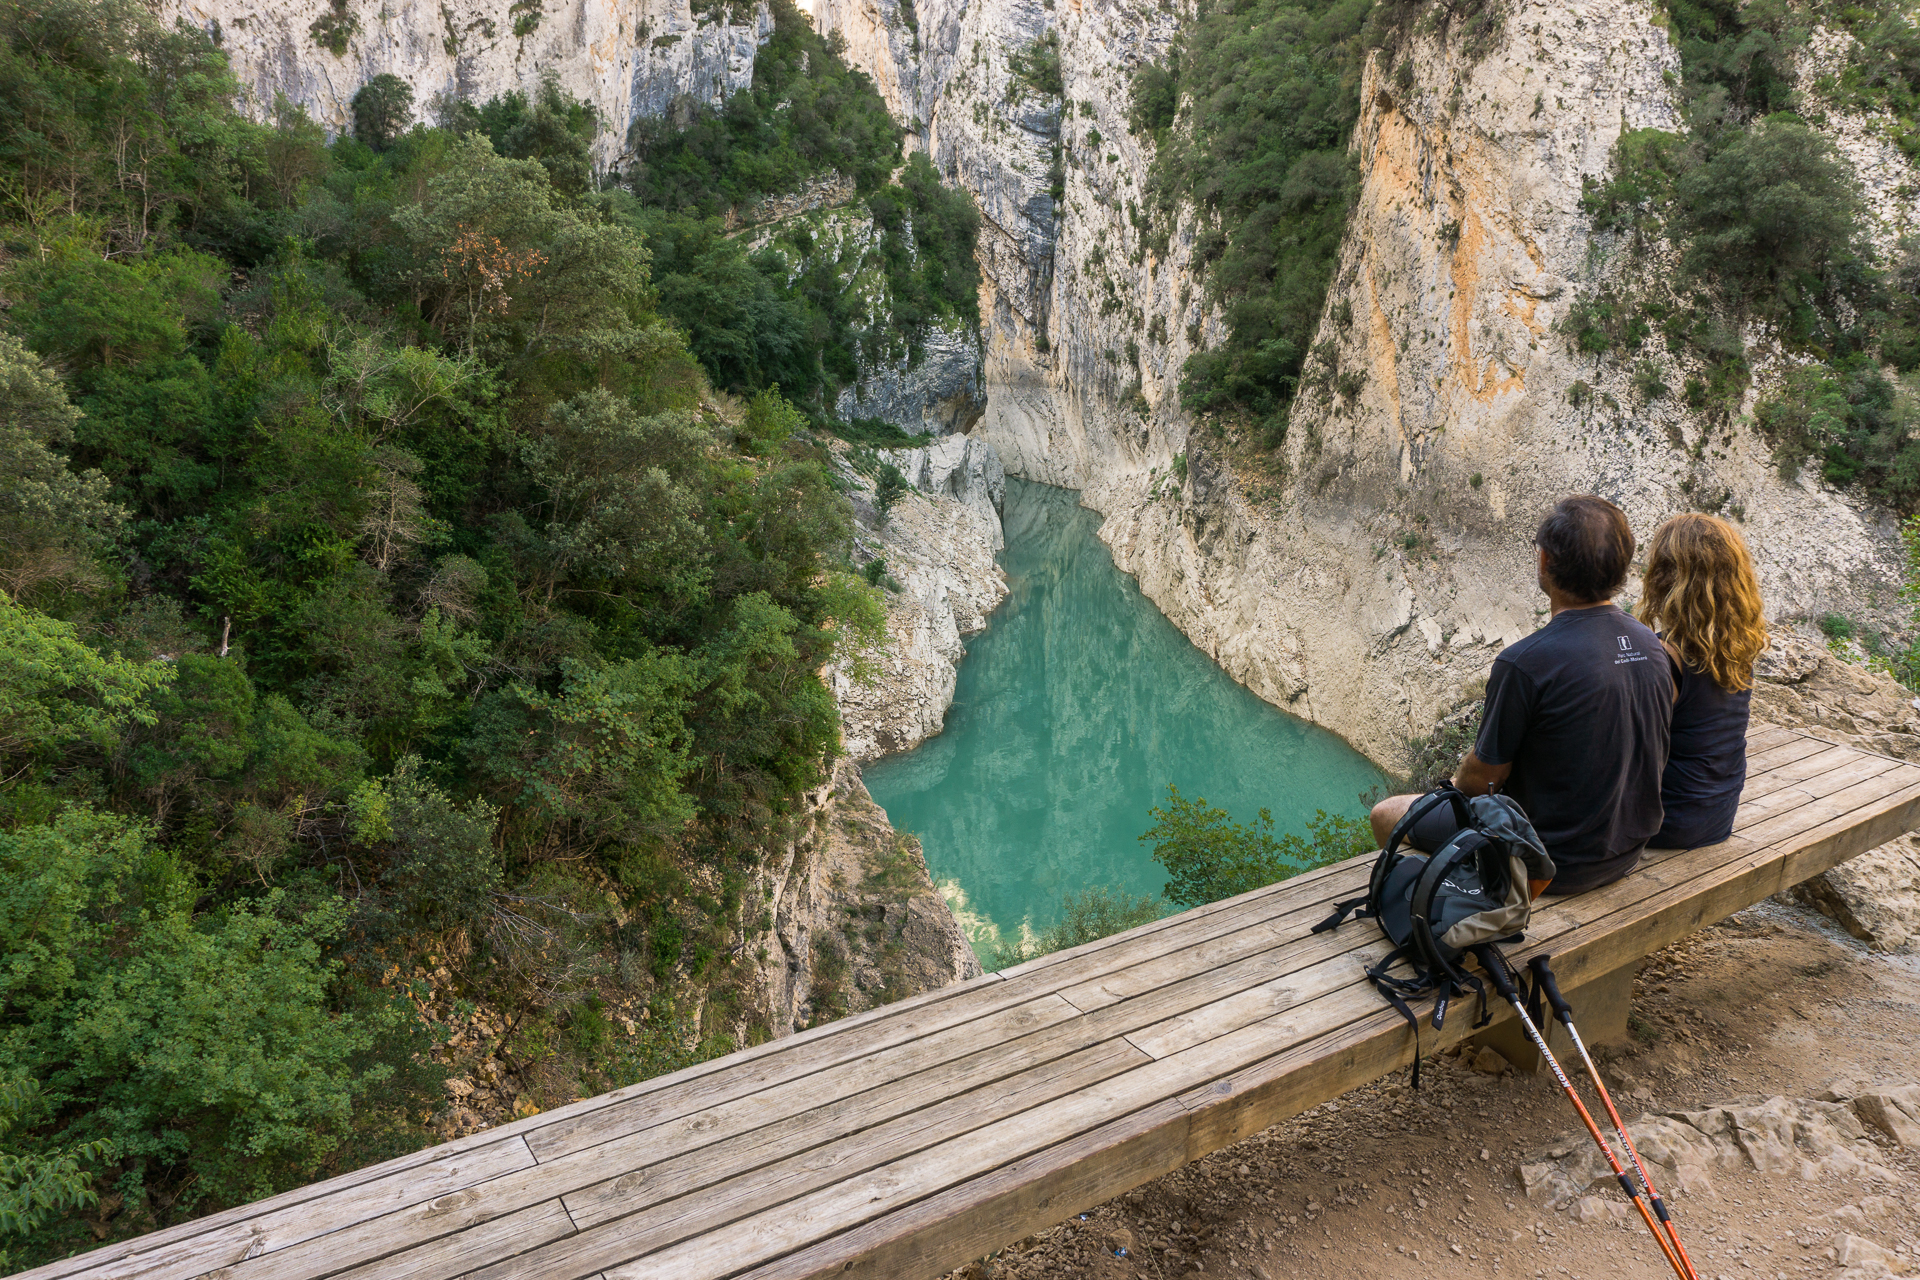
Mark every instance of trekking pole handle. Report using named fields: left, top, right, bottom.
left=1473, top=946, right=1520, bottom=1004
left=1528, top=955, right=1576, bottom=1026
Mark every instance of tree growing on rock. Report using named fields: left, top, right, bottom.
left=353, top=74, right=416, bottom=151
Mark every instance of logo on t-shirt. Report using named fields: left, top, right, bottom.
left=1614, top=634, right=1647, bottom=664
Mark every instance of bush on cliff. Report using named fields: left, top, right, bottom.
left=1135, top=0, right=1371, bottom=440
left=1577, top=0, right=1920, bottom=507
left=625, top=0, right=900, bottom=218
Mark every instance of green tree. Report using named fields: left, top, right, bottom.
left=874, top=463, right=909, bottom=523
left=263, top=94, right=331, bottom=208
left=393, top=134, right=663, bottom=367
left=440, top=75, right=600, bottom=197
left=468, top=652, right=698, bottom=853
left=0, top=335, right=127, bottom=599
left=0, top=807, right=402, bottom=1212
left=349, top=756, right=500, bottom=933
left=353, top=74, right=416, bottom=151
left=1140, top=784, right=1372, bottom=908
left=738, top=386, right=802, bottom=455
left=0, top=1073, right=113, bottom=1271
left=0, top=592, right=171, bottom=773
left=518, top=389, right=713, bottom=613
left=1670, top=114, right=1869, bottom=331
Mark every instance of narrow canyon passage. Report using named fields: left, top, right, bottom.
left=865, top=478, right=1385, bottom=957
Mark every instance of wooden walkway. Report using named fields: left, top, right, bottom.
left=25, top=726, right=1920, bottom=1280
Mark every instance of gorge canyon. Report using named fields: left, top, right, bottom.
left=156, top=0, right=1920, bottom=994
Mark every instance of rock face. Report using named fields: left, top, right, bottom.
left=818, top=0, right=1915, bottom=773
left=835, top=320, right=986, bottom=436
left=1518, top=1087, right=1916, bottom=1207
left=883, top=432, right=1006, bottom=544
left=160, top=0, right=769, bottom=169
left=752, top=758, right=982, bottom=1035
left=832, top=438, right=1009, bottom=762
left=745, top=201, right=988, bottom=436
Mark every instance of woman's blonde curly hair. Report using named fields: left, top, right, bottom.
left=1636, top=513, right=1768, bottom=692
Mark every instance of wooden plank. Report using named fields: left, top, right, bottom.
left=531, top=994, right=1082, bottom=1162
left=229, top=918, right=1373, bottom=1280
left=1731, top=744, right=1884, bottom=816
left=1740, top=728, right=1827, bottom=771
left=317, top=1199, right=577, bottom=1280
left=219, top=899, right=1398, bottom=1279
left=527, top=860, right=1376, bottom=1161
left=1741, top=722, right=1800, bottom=755
left=201, top=1174, right=577, bottom=1280
left=604, top=958, right=1486, bottom=1280
left=467, top=1040, right=1153, bottom=1280
left=1741, top=743, right=1892, bottom=802
left=733, top=1101, right=1195, bottom=1280
left=994, top=852, right=1366, bottom=979
left=18, top=1138, right=537, bottom=1280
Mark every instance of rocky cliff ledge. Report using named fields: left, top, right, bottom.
left=753, top=758, right=983, bottom=1034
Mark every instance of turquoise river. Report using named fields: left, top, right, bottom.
left=863, top=479, right=1386, bottom=960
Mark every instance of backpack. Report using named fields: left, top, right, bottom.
left=1312, top=784, right=1556, bottom=1086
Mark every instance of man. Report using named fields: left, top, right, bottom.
left=1370, top=495, right=1673, bottom=895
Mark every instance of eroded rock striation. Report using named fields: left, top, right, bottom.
left=160, top=0, right=770, bottom=169
left=753, top=758, right=983, bottom=1034
left=832, top=438, right=1009, bottom=763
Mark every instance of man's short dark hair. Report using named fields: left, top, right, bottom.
left=1534, top=496, right=1633, bottom=603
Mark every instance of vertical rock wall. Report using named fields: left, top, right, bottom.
left=160, top=0, right=770, bottom=169
left=820, top=0, right=1915, bottom=768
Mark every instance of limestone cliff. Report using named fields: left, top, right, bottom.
left=819, top=0, right=1917, bottom=771
left=751, top=757, right=982, bottom=1035
left=831, top=435, right=1009, bottom=762
left=159, top=0, right=770, bottom=170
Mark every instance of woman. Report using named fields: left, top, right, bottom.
left=1637, top=513, right=1769, bottom=848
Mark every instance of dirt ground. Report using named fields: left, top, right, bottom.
left=952, top=900, right=1920, bottom=1280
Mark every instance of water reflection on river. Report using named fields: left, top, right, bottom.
left=863, top=479, right=1385, bottom=960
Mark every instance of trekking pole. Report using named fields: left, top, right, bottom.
left=1470, top=946, right=1690, bottom=1280
left=1528, top=955, right=1700, bottom=1280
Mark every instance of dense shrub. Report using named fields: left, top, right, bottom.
left=1753, top=359, right=1920, bottom=508
left=352, top=74, right=415, bottom=151
left=626, top=0, right=899, bottom=217
left=439, top=74, right=600, bottom=196
left=1136, top=0, right=1371, bottom=439
left=622, top=151, right=978, bottom=405
left=1575, top=0, right=1920, bottom=504
left=0, top=0, right=901, bottom=1257
left=1139, top=784, right=1373, bottom=908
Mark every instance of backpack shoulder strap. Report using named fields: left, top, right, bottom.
left=1408, top=837, right=1481, bottom=985
left=1312, top=892, right=1371, bottom=934
left=1385, top=785, right=1471, bottom=857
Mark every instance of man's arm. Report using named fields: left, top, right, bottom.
left=1453, top=749, right=1512, bottom=797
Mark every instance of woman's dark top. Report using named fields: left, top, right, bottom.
left=1653, top=656, right=1752, bottom=848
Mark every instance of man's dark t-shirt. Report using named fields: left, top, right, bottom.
left=1474, top=604, right=1674, bottom=894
